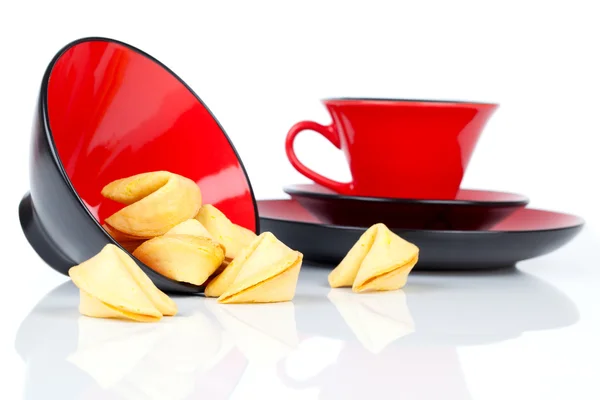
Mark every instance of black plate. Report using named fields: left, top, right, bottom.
left=284, top=184, right=529, bottom=230
left=258, top=199, right=584, bottom=270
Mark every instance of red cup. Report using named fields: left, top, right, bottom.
left=286, top=98, right=498, bottom=200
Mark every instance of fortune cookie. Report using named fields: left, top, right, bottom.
left=133, top=219, right=225, bottom=285
left=328, top=223, right=419, bottom=292
left=102, top=171, right=202, bottom=239
left=102, top=223, right=147, bottom=253
left=195, top=204, right=257, bottom=261
left=205, top=232, right=303, bottom=304
left=69, top=244, right=177, bottom=322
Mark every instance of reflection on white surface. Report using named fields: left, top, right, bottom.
left=283, top=337, right=344, bottom=382
left=66, top=318, right=164, bottom=389
left=206, top=301, right=317, bottom=399
left=206, top=301, right=298, bottom=366
left=65, top=309, right=233, bottom=399
left=15, top=265, right=579, bottom=399
left=327, top=289, right=415, bottom=354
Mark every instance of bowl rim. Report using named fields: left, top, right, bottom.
left=39, top=36, right=260, bottom=291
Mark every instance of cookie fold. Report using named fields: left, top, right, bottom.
left=69, top=244, right=177, bottom=321
left=195, top=204, right=256, bottom=261
left=133, top=219, right=225, bottom=286
left=102, top=171, right=202, bottom=239
left=205, top=232, right=302, bottom=304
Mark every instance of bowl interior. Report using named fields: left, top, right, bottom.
left=45, top=39, right=257, bottom=231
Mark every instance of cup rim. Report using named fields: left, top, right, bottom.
left=322, top=97, right=499, bottom=107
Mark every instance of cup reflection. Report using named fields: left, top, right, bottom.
left=282, top=265, right=579, bottom=399
left=295, top=266, right=580, bottom=347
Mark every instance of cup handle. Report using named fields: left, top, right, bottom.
left=285, top=121, right=353, bottom=194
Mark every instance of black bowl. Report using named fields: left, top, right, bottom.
left=18, top=37, right=258, bottom=294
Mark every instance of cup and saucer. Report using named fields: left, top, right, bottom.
left=259, top=98, right=584, bottom=270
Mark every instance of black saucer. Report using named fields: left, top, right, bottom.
left=284, top=184, right=529, bottom=230
left=258, top=199, right=584, bottom=270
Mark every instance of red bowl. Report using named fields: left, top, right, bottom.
left=19, top=37, right=258, bottom=293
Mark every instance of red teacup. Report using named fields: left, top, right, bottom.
left=285, top=98, right=498, bottom=199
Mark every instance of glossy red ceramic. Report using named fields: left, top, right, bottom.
left=48, top=38, right=257, bottom=231
left=284, top=183, right=528, bottom=230
left=286, top=98, right=498, bottom=199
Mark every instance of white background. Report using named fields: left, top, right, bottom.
left=1, top=1, right=599, bottom=399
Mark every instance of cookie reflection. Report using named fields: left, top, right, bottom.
left=327, top=289, right=415, bottom=354
left=15, top=266, right=580, bottom=400
left=206, top=301, right=299, bottom=365
left=296, top=267, right=579, bottom=347
left=204, top=300, right=321, bottom=398
left=282, top=266, right=579, bottom=400
left=15, top=282, right=245, bottom=399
